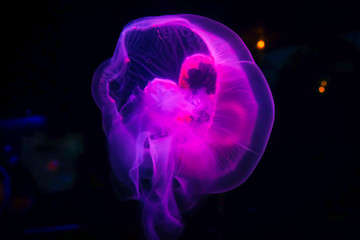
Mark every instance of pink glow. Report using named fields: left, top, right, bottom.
left=46, top=160, right=59, bottom=172
left=92, top=14, right=274, bottom=240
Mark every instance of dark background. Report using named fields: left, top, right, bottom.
left=1, top=0, right=359, bottom=239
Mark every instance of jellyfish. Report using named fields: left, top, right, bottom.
left=92, top=14, right=274, bottom=240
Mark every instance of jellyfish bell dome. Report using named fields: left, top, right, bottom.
left=92, top=14, right=274, bottom=240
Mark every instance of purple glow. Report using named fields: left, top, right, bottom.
left=0, top=166, right=11, bottom=212
left=22, top=224, right=81, bottom=234
left=92, top=14, right=274, bottom=240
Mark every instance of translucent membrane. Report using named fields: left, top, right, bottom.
left=92, top=14, right=274, bottom=240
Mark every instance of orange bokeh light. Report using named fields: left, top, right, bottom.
left=320, top=80, right=328, bottom=86
left=257, top=40, right=265, bottom=49
left=318, top=86, right=325, bottom=93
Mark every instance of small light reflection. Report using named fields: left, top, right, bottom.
left=256, top=40, right=265, bottom=50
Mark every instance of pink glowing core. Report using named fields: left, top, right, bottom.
left=92, top=14, right=274, bottom=240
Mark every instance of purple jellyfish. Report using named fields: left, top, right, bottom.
left=92, top=14, right=274, bottom=240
